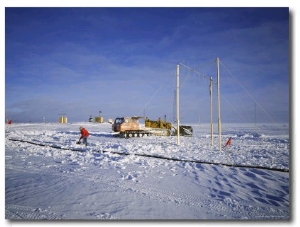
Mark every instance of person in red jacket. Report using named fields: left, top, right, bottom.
left=78, top=126, right=90, bottom=146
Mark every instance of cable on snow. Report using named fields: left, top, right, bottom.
left=8, top=138, right=289, bottom=173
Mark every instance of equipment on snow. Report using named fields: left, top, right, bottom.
left=111, top=116, right=193, bottom=138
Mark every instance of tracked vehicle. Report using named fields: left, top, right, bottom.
left=112, top=116, right=172, bottom=138
left=112, top=116, right=193, bottom=138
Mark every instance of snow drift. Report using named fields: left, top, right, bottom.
left=5, top=122, right=289, bottom=220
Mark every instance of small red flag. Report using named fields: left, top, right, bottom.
left=224, top=137, right=232, bottom=147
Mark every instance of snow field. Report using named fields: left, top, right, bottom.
left=5, top=122, right=289, bottom=220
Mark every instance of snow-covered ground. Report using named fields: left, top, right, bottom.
left=5, top=122, right=290, bottom=221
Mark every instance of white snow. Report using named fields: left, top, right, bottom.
left=4, top=122, right=290, bottom=222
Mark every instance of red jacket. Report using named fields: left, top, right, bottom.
left=80, top=128, right=90, bottom=139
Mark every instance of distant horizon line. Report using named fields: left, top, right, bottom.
left=5, top=121, right=289, bottom=125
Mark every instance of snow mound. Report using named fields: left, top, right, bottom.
left=5, top=122, right=289, bottom=220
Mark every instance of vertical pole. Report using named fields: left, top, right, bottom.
left=210, top=76, right=213, bottom=146
left=176, top=64, right=180, bottom=145
left=173, top=90, right=176, bottom=123
left=216, top=57, right=222, bottom=151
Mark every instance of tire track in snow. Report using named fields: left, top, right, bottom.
left=5, top=204, right=60, bottom=219
left=7, top=153, right=223, bottom=219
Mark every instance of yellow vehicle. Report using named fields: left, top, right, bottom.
left=112, top=116, right=171, bottom=138
left=112, top=116, right=193, bottom=138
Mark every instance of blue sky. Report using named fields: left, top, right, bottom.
left=5, top=7, right=289, bottom=123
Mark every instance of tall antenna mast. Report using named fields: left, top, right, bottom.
left=210, top=76, right=213, bottom=146
left=173, top=90, right=176, bottom=123
left=216, top=57, right=222, bottom=151
left=176, top=64, right=180, bottom=145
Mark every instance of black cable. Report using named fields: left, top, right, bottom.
left=8, top=138, right=289, bottom=173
